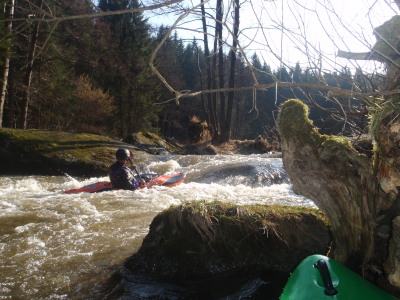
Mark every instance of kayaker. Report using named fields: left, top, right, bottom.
left=108, top=148, right=145, bottom=190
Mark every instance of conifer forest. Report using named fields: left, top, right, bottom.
left=0, top=0, right=390, bottom=143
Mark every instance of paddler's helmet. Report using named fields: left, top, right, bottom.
left=116, top=148, right=133, bottom=161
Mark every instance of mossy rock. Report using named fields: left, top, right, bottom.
left=123, top=131, right=183, bottom=154
left=0, top=128, right=150, bottom=176
left=372, top=15, right=400, bottom=61
left=125, top=201, right=331, bottom=279
left=278, top=99, right=369, bottom=166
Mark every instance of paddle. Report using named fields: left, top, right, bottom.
left=132, top=164, right=143, bottom=180
left=134, top=167, right=147, bottom=188
left=128, top=151, right=146, bottom=187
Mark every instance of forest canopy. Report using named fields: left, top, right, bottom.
left=3, top=0, right=400, bottom=295
left=0, top=0, right=397, bottom=143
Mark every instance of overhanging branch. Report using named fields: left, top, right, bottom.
left=172, top=81, right=397, bottom=101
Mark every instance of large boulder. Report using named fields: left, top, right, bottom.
left=124, top=201, right=331, bottom=279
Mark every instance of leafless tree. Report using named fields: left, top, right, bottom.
left=0, top=0, right=184, bottom=128
left=0, top=0, right=14, bottom=128
left=148, top=0, right=400, bottom=293
left=3, top=0, right=400, bottom=293
left=145, top=0, right=398, bottom=140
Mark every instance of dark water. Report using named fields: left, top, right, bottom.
left=105, top=265, right=290, bottom=299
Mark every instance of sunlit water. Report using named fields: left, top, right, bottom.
left=0, top=154, right=315, bottom=299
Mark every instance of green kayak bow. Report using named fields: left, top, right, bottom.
left=280, top=255, right=399, bottom=300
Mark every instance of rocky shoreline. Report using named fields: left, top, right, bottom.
left=0, top=128, right=173, bottom=176
left=0, top=128, right=279, bottom=176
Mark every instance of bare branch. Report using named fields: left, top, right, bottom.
left=6, top=0, right=184, bottom=23
left=338, top=50, right=374, bottom=61
left=171, top=81, right=395, bottom=101
left=149, top=0, right=210, bottom=104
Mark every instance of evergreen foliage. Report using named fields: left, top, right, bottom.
left=0, top=0, right=382, bottom=141
left=0, top=0, right=11, bottom=70
left=97, top=0, right=160, bottom=137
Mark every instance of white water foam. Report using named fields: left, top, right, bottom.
left=0, top=154, right=316, bottom=299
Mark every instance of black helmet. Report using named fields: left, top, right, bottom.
left=116, top=148, right=132, bottom=161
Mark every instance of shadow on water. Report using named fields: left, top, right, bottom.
left=105, top=268, right=289, bottom=300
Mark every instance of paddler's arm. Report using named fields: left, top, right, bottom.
left=129, top=163, right=146, bottom=187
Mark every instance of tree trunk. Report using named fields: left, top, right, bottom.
left=277, top=17, right=400, bottom=292
left=0, top=0, right=14, bottom=128
left=209, top=3, right=220, bottom=141
left=19, top=19, right=40, bottom=129
left=216, top=0, right=225, bottom=140
left=278, top=100, right=374, bottom=263
left=221, top=0, right=239, bottom=142
left=6, top=61, right=15, bottom=127
left=277, top=99, right=400, bottom=290
left=200, top=0, right=217, bottom=137
left=395, top=0, right=400, bottom=11
left=196, top=45, right=208, bottom=126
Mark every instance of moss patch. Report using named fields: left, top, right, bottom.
left=372, top=15, right=400, bottom=60
left=278, top=99, right=365, bottom=164
left=0, top=128, right=148, bottom=176
left=369, top=97, right=400, bottom=170
left=277, top=99, right=321, bottom=144
left=370, top=97, right=400, bottom=139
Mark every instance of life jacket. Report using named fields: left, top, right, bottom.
left=108, top=161, right=139, bottom=190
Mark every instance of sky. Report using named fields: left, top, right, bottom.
left=143, top=0, right=398, bottom=72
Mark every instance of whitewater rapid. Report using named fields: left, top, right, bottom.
left=0, top=153, right=315, bottom=299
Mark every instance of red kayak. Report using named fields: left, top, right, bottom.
left=64, top=173, right=185, bottom=194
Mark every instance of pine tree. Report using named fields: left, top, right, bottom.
left=97, top=0, right=160, bottom=137
left=181, top=40, right=199, bottom=89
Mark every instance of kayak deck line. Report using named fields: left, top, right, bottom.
left=279, top=254, right=399, bottom=300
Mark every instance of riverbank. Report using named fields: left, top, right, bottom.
left=0, top=128, right=154, bottom=176
left=0, top=128, right=280, bottom=176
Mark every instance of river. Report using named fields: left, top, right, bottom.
left=0, top=153, right=315, bottom=299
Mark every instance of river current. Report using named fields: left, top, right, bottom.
left=0, top=154, right=315, bottom=299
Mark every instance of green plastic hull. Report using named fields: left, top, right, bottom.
left=280, top=255, right=399, bottom=300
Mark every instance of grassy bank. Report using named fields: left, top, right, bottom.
left=0, top=128, right=149, bottom=176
